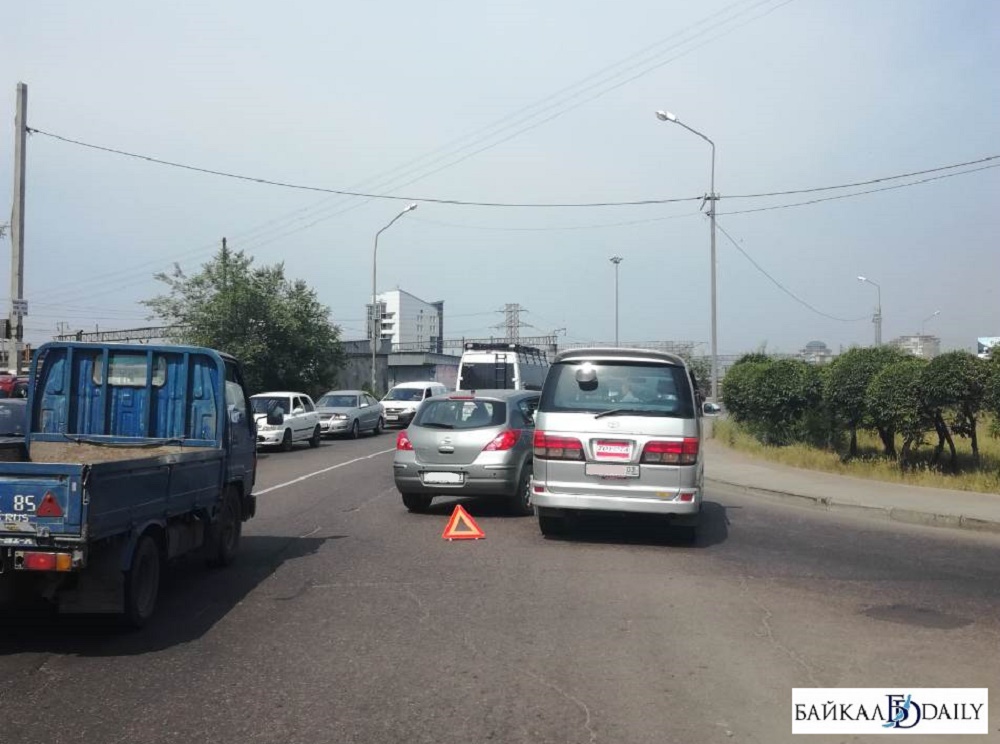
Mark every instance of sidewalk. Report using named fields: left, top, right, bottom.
left=704, top=440, right=1000, bottom=535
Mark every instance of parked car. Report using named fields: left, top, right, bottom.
left=250, top=391, right=322, bottom=450
left=530, top=347, right=717, bottom=540
left=315, top=390, right=384, bottom=438
left=381, top=381, right=448, bottom=428
left=0, top=398, right=27, bottom=462
left=393, top=389, right=539, bottom=515
left=0, top=374, right=29, bottom=399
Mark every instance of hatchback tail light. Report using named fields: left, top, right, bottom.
left=533, top=431, right=584, bottom=460
left=396, top=430, right=414, bottom=451
left=641, top=438, right=699, bottom=465
left=483, top=429, right=521, bottom=451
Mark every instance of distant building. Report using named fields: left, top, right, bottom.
left=891, top=334, right=940, bottom=360
left=977, top=336, right=999, bottom=360
left=366, top=289, right=444, bottom=353
left=798, top=340, right=835, bottom=365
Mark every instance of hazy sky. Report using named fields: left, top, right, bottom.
left=4, top=0, right=999, bottom=355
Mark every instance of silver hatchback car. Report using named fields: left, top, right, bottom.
left=393, top=390, right=539, bottom=515
left=531, top=348, right=715, bottom=539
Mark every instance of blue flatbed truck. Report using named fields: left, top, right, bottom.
left=0, top=342, right=257, bottom=626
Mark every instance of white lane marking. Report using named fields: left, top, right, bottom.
left=254, top=448, right=395, bottom=495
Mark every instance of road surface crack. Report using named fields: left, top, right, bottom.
left=462, top=632, right=598, bottom=743
left=739, top=575, right=822, bottom=687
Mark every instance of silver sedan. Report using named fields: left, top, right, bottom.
left=315, top=390, right=384, bottom=439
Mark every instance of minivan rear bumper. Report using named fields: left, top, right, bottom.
left=531, top=480, right=701, bottom=515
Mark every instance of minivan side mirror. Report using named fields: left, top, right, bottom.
left=702, top=402, right=722, bottom=416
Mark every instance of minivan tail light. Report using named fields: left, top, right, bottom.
left=533, top=431, right=584, bottom=460
left=641, top=438, right=699, bottom=465
left=483, top=429, right=521, bottom=451
left=396, top=430, right=414, bottom=451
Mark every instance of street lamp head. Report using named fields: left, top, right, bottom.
left=609, top=255, right=623, bottom=265
left=655, top=110, right=677, bottom=122
left=404, top=203, right=418, bottom=212
left=857, top=275, right=867, bottom=283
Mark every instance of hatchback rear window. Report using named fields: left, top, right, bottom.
left=539, top=361, right=695, bottom=418
left=413, top=399, right=506, bottom=429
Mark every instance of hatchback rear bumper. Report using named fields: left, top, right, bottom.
left=394, top=463, right=520, bottom=496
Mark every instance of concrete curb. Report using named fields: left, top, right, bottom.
left=706, top=477, right=1000, bottom=536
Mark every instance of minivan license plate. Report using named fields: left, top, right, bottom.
left=585, top=463, right=640, bottom=478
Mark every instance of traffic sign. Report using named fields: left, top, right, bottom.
left=442, top=505, right=485, bottom=541
left=11, top=299, right=27, bottom=317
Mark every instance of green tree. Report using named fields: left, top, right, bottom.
left=866, top=358, right=930, bottom=468
left=680, top=354, right=711, bottom=400
left=824, top=346, right=907, bottom=457
left=922, top=351, right=988, bottom=468
left=985, top=354, right=1000, bottom=438
left=143, top=245, right=344, bottom=395
left=721, top=358, right=823, bottom=446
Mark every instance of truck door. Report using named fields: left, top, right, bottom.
left=224, top=363, right=255, bottom=495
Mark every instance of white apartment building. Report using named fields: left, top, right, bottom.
left=891, top=334, right=941, bottom=360
left=366, top=289, right=444, bottom=352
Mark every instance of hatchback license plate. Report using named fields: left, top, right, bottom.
left=585, top=463, right=640, bottom=478
left=422, top=471, right=464, bottom=485
left=386, top=415, right=398, bottom=421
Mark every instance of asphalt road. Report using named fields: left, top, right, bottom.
left=1, top=433, right=998, bottom=743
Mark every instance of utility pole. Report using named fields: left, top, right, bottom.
left=10, top=83, right=28, bottom=374
left=609, top=256, right=623, bottom=346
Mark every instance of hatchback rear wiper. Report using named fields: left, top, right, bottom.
left=420, top=422, right=454, bottom=429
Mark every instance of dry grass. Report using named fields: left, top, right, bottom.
left=712, top=418, right=1000, bottom=495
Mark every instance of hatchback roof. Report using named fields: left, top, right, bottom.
left=553, top=347, right=687, bottom=367
left=319, top=390, right=366, bottom=396
left=251, top=391, right=312, bottom=398
left=390, top=381, right=444, bottom=388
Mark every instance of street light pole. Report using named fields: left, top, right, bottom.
left=371, top=203, right=418, bottom=394
left=857, top=275, right=882, bottom=345
left=609, top=256, right=623, bottom=346
left=656, top=110, right=718, bottom=401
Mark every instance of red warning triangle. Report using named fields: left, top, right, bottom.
left=442, top=504, right=485, bottom=541
left=36, top=492, right=64, bottom=518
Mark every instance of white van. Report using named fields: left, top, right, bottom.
left=456, top=343, right=549, bottom=392
left=381, top=381, right=448, bottom=428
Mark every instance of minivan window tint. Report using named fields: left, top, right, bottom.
left=539, top=361, right=695, bottom=419
left=460, top=362, right=513, bottom=390
left=413, top=399, right=506, bottom=430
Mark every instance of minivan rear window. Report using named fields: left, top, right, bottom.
left=413, top=399, right=506, bottom=429
left=539, top=361, right=695, bottom=419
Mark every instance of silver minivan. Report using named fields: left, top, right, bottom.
left=530, top=348, right=713, bottom=538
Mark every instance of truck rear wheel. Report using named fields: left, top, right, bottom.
left=207, top=490, right=242, bottom=568
left=124, top=535, right=160, bottom=629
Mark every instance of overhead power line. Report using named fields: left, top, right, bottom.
left=714, top=219, right=868, bottom=323
left=27, top=127, right=999, bottom=212
left=718, top=162, right=1000, bottom=216
left=26, top=127, right=702, bottom=209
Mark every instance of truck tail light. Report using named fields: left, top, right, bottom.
left=533, top=431, right=584, bottom=460
left=483, top=429, right=521, bottom=451
left=641, top=438, right=699, bottom=465
left=19, top=552, right=73, bottom=572
left=396, top=430, right=414, bottom=451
